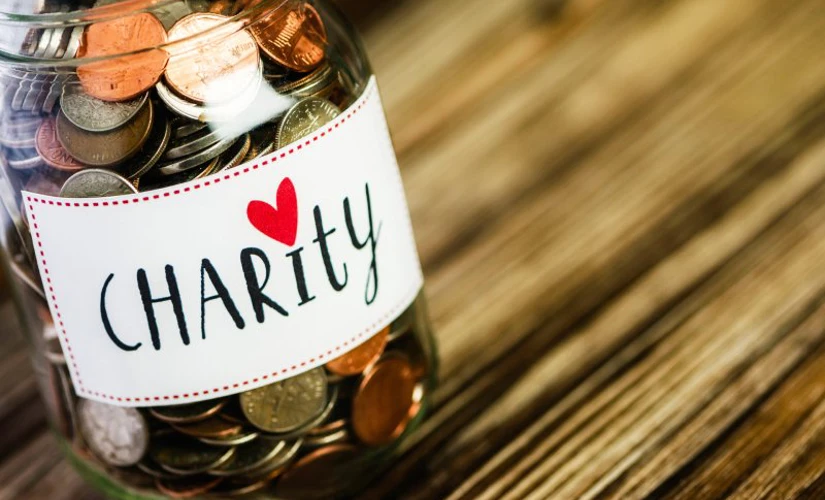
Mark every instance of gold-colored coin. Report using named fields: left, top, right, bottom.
left=240, top=367, right=327, bottom=433
left=276, top=97, right=340, bottom=149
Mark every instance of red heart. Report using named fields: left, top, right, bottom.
left=247, top=178, right=298, bottom=246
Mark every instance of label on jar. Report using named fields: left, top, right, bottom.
left=22, top=77, right=424, bottom=407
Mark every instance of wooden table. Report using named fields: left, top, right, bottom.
left=4, top=0, right=825, bottom=498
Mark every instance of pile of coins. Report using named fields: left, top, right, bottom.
left=38, top=298, right=431, bottom=498
left=0, top=1, right=435, bottom=497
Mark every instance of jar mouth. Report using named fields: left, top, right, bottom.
left=0, top=0, right=290, bottom=70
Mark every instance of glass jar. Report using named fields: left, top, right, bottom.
left=0, top=0, right=437, bottom=498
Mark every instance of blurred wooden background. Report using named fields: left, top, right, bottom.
left=6, top=0, right=825, bottom=498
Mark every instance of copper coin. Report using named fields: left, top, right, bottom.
left=352, top=353, right=417, bottom=446
left=56, top=99, right=153, bottom=167
left=34, top=118, right=86, bottom=172
left=77, top=13, right=169, bottom=102
left=171, top=415, right=244, bottom=439
left=326, top=326, right=389, bottom=376
left=275, top=444, right=358, bottom=499
left=249, top=4, right=327, bottom=72
left=155, top=475, right=223, bottom=498
left=165, top=13, right=260, bottom=104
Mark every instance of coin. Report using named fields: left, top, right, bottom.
left=137, top=459, right=178, bottom=479
left=155, top=475, right=223, bottom=498
left=6, top=148, right=43, bottom=170
left=240, top=367, right=327, bottom=433
left=165, top=13, right=260, bottom=104
left=275, top=444, right=358, bottom=499
left=215, top=133, right=251, bottom=171
left=124, top=110, right=172, bottom=180
left=241, top=439, right=301, bottom=481
left=150, top=434, right=236, bottom=475
left=208, top=439, right=285, bottom=477
left=156, top=65, right=263, bottom=122
left=171, top=118, right=208, bottom=140
left=249, top=4, right=327, bottom=72
left=326, top=327, right=389, bottom=376
left=171, top=416, right=244, bottom=439
left=77, top=13, right=169, bottom=102
left=149, top=398, right=229, bottom=424
left=276, top=97, right=340, bottom=149
left=24, top=166, right=71, bottom=196
left=34, top=118, right=85, bottom=172
left=163, top=126, right=223, bottom=160
left=0, top=118, right=39, bottom=149
left=56, top=99, right=153, bottom=167
left=77, top=399, right=149, bottom=467
left=60, top=169, right=138, bottom=198
left=351, top=353, right=418, bottom=446
left=303, top=427, right=349, bottom=448
left=153, top=135, right=236, bottom=176
left=198, top=428, right=259, bottom=447
left=259, top=384, right=339, bottom=440
left=61, top=85, right=149, bottom=132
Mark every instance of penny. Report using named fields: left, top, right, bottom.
left=326, top=327, right=389, bottom=376
left=34, top=118, right=85, bottom=172
left=60, top=169, right=138, bottom=198
left=77, top=399, right=149, bottom=467
left=156, top=67, right=263, bottom=122
left=165, top=13, right=260, bottom=104
left=150, top=434, right=236, bottom=474
left=275, top=444, right=359, bottom=499
left=60, top=85, right=149, bottom=132
left=149, top=398, right=228, bottom=424
left=24, top=165, right=71, bottom=196
left=208, top=439, right=285, bottom=477
left=77, top=13, right=169, bottom=102
left=56, top=99, right=153, bottom=167
left=155, top=475, right=223, bottom=498
left=240, top=367, right=327, bottom=433
left=124, top=111, right=171, bottom=180
left=171, top=416, right=243, bottom=439
left=352, top=353, right=418, bottom=446
left=250, top=4, right=327, bottom=72
left=276, top=97, right=340, bottom=149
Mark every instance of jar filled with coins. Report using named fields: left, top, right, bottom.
left=0, top=0, right=438, bottom=497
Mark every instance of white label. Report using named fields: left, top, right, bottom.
left=23, top=77, right=423, bottom=407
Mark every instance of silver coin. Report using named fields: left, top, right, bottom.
left=243, top=439, right=302, bottom=481
left=208, top=439, right=286, bottom=477
left=163, top=126, right=223, bottom=160
left=154, top=136, right=236, bottom=176
left=124, top=112, right=171, bottom=180
left=77, top=399, right=149, bottom=467
left=171, top=118, right=208, bottom=140
left=60, top=169, right=138, bottom=198
left=61, top=85, right=149, bottom=132
left=215, top=134, right=251, bottom=171
left=153, top=0, right=194, bottom=29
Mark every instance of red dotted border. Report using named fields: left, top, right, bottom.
left=25, top=83, right=376, bottom=208
left=23, top=81, right=421, bottom=404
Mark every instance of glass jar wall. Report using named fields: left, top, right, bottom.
left=0, top=0, right=437, bottom=498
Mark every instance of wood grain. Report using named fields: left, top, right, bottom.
left=4, top=0, right=825, bottom=498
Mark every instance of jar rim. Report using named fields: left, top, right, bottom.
left=0, top=0, right=291, bottom=70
